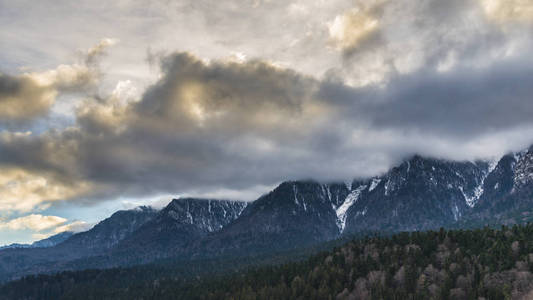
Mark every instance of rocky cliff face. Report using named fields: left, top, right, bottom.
left=113, top=198, right=248, bottom=258
left=468, top=146, right=533, bottom=223
left=56, top=206, right=158, bottom=255
left=190, top=181, right=349, bottom=258
left=342, top=156, right=491, bottom=233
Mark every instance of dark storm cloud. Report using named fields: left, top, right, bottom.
left=321, top=59, right=533, bottom=138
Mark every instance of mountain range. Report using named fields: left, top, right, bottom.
left=1, top=145, right=533, bottom=282
left=0, top=231, right=74, bottom=250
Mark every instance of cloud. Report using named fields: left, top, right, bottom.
left=320, top=58, right=533, bottom=138
left=0, top=214, right=67, bottom=231
left=31, top=233, right=51, bottom=240
left=29, top=220, right=91, bottom=242
left=327, top=1, right=384, bottom=52
left=86, top=38, right=118, bottom=65
left=479, top=0, right=533, bottom=23
left=326, top=0, right=526, bottom=86
left=53, top=221, right=92, bottom=234
left=0, top=39, right=116, bottom=122
left=2, top=48, right=533, bottom=215
left=0, top=164, right=92, bottom=213
left=0, top=53, right=329, bottom=211
left=0, top=73, right=56, bottom=121
left=1, top=1, right=533, bottom=216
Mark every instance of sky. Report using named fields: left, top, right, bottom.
left=1, top=0, right=533, bottom=245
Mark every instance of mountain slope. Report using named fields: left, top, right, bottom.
left=0, top=206, right=158, bottom=282
left=192, top=181, right=349, bottom=258
left=464, top=146, right=533, bottom=225
left=343, top=156, right=491, bottom=233
left=31, top=231, right=75, bottom=248
left=0, top=232, right=75, bottom=251
left=111, top=198, right=248, bottom=261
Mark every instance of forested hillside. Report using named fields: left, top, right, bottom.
left=2, top=224, right=533, bottom=299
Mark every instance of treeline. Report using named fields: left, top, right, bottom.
left=2, top=225, right=533, bottom=299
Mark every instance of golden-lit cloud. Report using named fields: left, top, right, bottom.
left=0, top=214, right=67, bottom=231
left=3, top=38, right=533, bottom=218
left=328, top=1, right=385, bottom=52
left=480, top=0, right=533, bottom=23
left=132, top=53, right=329, bottom=134
left=22, top=221, right=90, bottom=242
left=0, top=52, right=337, bottom=211
left=53, top=221, right=91, bottom=234
left=86, top=38, right=118, bottom=65
left=328, top=9, right=378, bottom=50
left=0, top=38, right=116, bottom=122
left=0, top=74, right=57, bottom=121
left=31, top=233, right=51, bottom=240
left=0, top=167, right=91, bottom=213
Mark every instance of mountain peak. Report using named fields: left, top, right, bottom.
left=161, top=198, right=247, bottom=231
left=132, top=205, right=157, bottom=213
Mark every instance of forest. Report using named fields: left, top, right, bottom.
left=2, top=224, right=533, bottom=299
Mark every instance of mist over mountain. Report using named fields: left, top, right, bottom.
left=1, top=144, right=533, bottom=283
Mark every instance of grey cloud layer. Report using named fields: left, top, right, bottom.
left=2, top=50, right=533, bottom=210
left=321, top=59, right=533, bottom=138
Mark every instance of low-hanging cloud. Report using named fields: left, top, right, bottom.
left=321, top=58, right=533, bottom=138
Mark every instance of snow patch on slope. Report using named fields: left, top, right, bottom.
left=368, top=179, right=381, bottom=192
left=461, top=158, right=499, bottom=208
left=336, top=185, right=367, bottom=233
left=513, top=149, right=533, bottom=190
left=293, top=184, right=307, bottom=211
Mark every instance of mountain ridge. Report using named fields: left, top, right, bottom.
left=0, top=231, right=75, bottom=250
left=1, top=144, right=533, bottom=282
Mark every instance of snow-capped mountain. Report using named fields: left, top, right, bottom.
left=469, top=146, right=533, bottom=223
left=190, top=181, right=350, bottom=258
left=112, top=147, right=533, bottom=259
left=338, top=146, right=533, bottom=232
left=110, top=198, right=247, bottom=264
left=54, top=205, right=158, bottom=255
left=111, top=198, right=248, bottom=260
left=158, top=198, right=248, bottom=233
left=341, top=156, right=491, bottom=233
